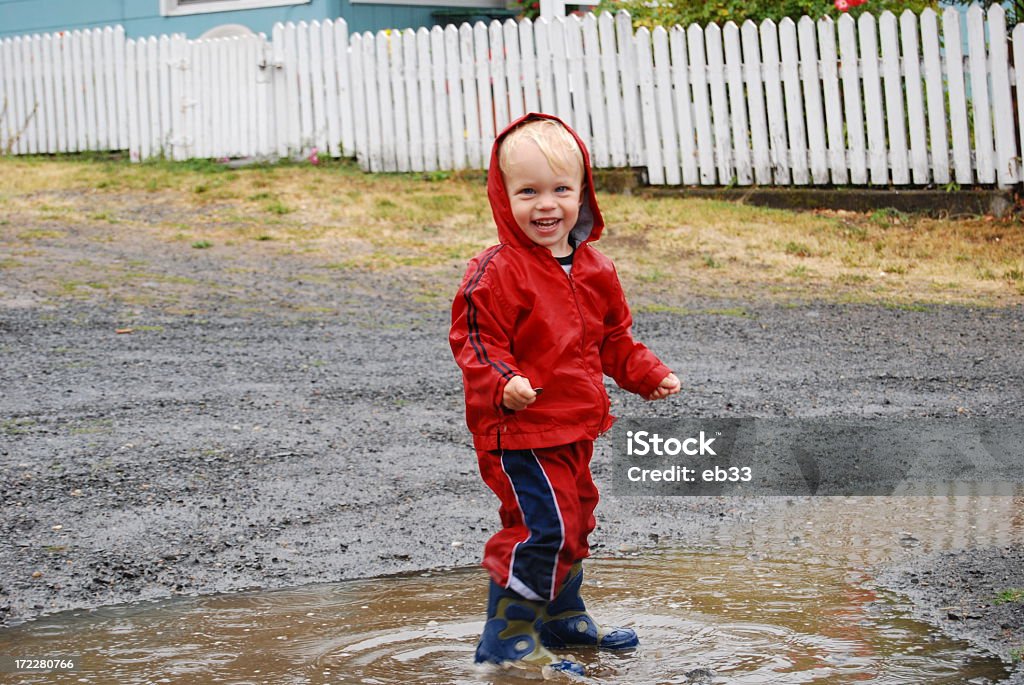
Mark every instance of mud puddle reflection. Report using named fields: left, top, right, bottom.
left=2, top=490, right=1020, bottom=684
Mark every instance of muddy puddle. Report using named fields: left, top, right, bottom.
left=2, top=488, right=1021, bottom=684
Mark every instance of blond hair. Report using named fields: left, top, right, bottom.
left=498, top=119, right=585, bottom=182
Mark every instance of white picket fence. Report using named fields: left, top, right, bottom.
left=0, top=6, right=1021, bottom=188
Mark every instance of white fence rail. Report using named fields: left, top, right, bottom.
left=0, top=6, right=1021, bottom=187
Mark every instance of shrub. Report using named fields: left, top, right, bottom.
left=594, top=0, right=938, bottom=30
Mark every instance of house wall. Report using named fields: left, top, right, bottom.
left=0, top=0, right=506, bottom=39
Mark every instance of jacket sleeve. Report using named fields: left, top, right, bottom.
left=450, top=264, right=523, bottom=413
left=600, top=267, right=671, bottom=397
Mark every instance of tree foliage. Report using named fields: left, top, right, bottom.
left=593, top=0, right=940, bottom=30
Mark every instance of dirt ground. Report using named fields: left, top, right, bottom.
left=1, top=193, right=1022, bottom=678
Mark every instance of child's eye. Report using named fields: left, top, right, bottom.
left=556, top=186, right=571, bottom=193
left=519, top=188, right=536, bottom=196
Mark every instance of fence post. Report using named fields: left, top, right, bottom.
left=540, top=0, right=566, bottom=21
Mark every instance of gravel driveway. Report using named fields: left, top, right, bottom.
left=1, top=219, right=1021, bottom=677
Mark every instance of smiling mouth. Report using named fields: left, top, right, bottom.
left=532, top=218, right=561, bottom=230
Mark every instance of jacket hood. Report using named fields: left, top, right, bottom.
left=487, top=113, right=604, bottom=249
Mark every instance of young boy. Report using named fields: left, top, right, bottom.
left=450, top=113, right=680, bottom=676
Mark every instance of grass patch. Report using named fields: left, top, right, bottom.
left=1, top=155, right=1022, bottom=307
left=995, top=588, right=1024, bottom=605
left=265, top=200, right=294, bottom=215
left=1, top=418, right=36, bottom=435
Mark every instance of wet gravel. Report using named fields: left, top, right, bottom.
left=1, top=233, right=1022, bottom=676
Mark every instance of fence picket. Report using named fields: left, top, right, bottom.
left=228, top=37, right=243, bottom=157
left=1015, top=24, right=1024, bottom=175
left=987, top=5, right=1017, bottom=186
left=40, top=35, right=56, bottom=152
left=415, top=27, right=435, bottom=171
left=459, top=23, right=481, bottom=169
left=503, top=20, right=524, bottom=122
left=321, top=21, right=341, bottom=158
left=798, top=17, right=827, bottom=184
left=0, top=40, right=10, bottom=151
left=139, top=38, right=156, bottom=158
left=296, top=22, right=314, bottom=153
left=149, top=36, right=164, bottom=158
left=900, top=11, right=928, bottom=184
left=490, top=21, right=509, bottom=135
left=599, top=12, right=625, bottom=166
left=185, top=38, right=200, bottom=159
left=705, top=24, right=731, bottom=184
left=633, top=27, right=661, bottom=184
left=859, top=14, right=886, bottom=184
left=282, top=24, right=302, bottom=155
left=724, top=22, right=751, bottom=185
left=113, top=27, right=128, bottom=150
left=473, top=21, right=494, bottom=163
left=759, top=20, right=789, bottom=184
left=942, top=8, right=971, bottom=183
left=376, top=29, right=397, bottom=171
left=617, top=11, right=643, bottom=165
left=550, top=19, right=572, bottom=124
left=125, top=39, right=139, bottom=161
left=534, top=19, right=555, bottom=114
left=198, top=39, right=211, bottom=157
left=817, top=17, right=846, bottom=184
left=11, top=37, right=28, bottom=154
left=779, top=19, right=808, bottom=184
left=966, top=5, right=993, bottom=184
left=26, top=35, right=42, bottom=153
left=59, top=34, right=78, bottom=153
left=651, top=27, right=679, bottom=184
left=256, top=34, right=272, bottom=156
left=348, top=33, right=368, bottom=168
left=670, top=26, right=698, bottom=184
left=169, top=34, right=187, bottom=159
left=582, top=14, right=607, bottom=167
left=103, top=27, right=119, bottom=150
left=430, top=26, right=452, bottom=170
left=520, top=19, right=539, bottom=114
left=837, top=15, right=865, bottom=184
left=390, top=29, right=411, bottom=172
left=270, top=25, right=286, bottom=156
left=309, top=21, right=328, bottom=156
left=879, top=13, right=908, bottom=184
left=362, top=32, right=383, bottom=171
left=738, top=22, right=767, bottom=184
left=688, top=24, right=714, bottom=184
left=635, top=28, right=662, bottom=183
left=565, top=16, right=591, bottom=152
left=82, top=32, right=100, bottom=152
left=443, top=25, right=466, bottom=170
left=334, top=20, right=353, bottom=157
left=403, top=28, right=424, bottom=172
left=919, top=9, right=948, bottom=184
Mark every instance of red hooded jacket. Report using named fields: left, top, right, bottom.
left=450, top=113, right=671, bottom=451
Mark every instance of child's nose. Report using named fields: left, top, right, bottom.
left=537, top=193, right=557, bottom=209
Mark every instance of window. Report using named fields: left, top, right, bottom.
left=160, top=0, right=311, bottom=17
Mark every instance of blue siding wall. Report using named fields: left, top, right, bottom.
left=0, top=0, right=509, bottom=39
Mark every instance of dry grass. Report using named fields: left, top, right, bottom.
left=0, top=154, right=1021, bottom=308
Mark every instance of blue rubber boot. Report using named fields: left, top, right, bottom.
left=474, top=580, right=585, bottom=676
left=539, top=561, right=639, bottom=650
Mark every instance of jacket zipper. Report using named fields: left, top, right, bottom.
left=563, top=246, right=611, bottom=430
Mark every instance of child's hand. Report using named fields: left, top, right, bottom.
left=503, top=376, right=538, bottom=411
left=647, top=372, right=681, bottom=401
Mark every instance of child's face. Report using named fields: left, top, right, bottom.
left=503, top=139, right=584, bottom=258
